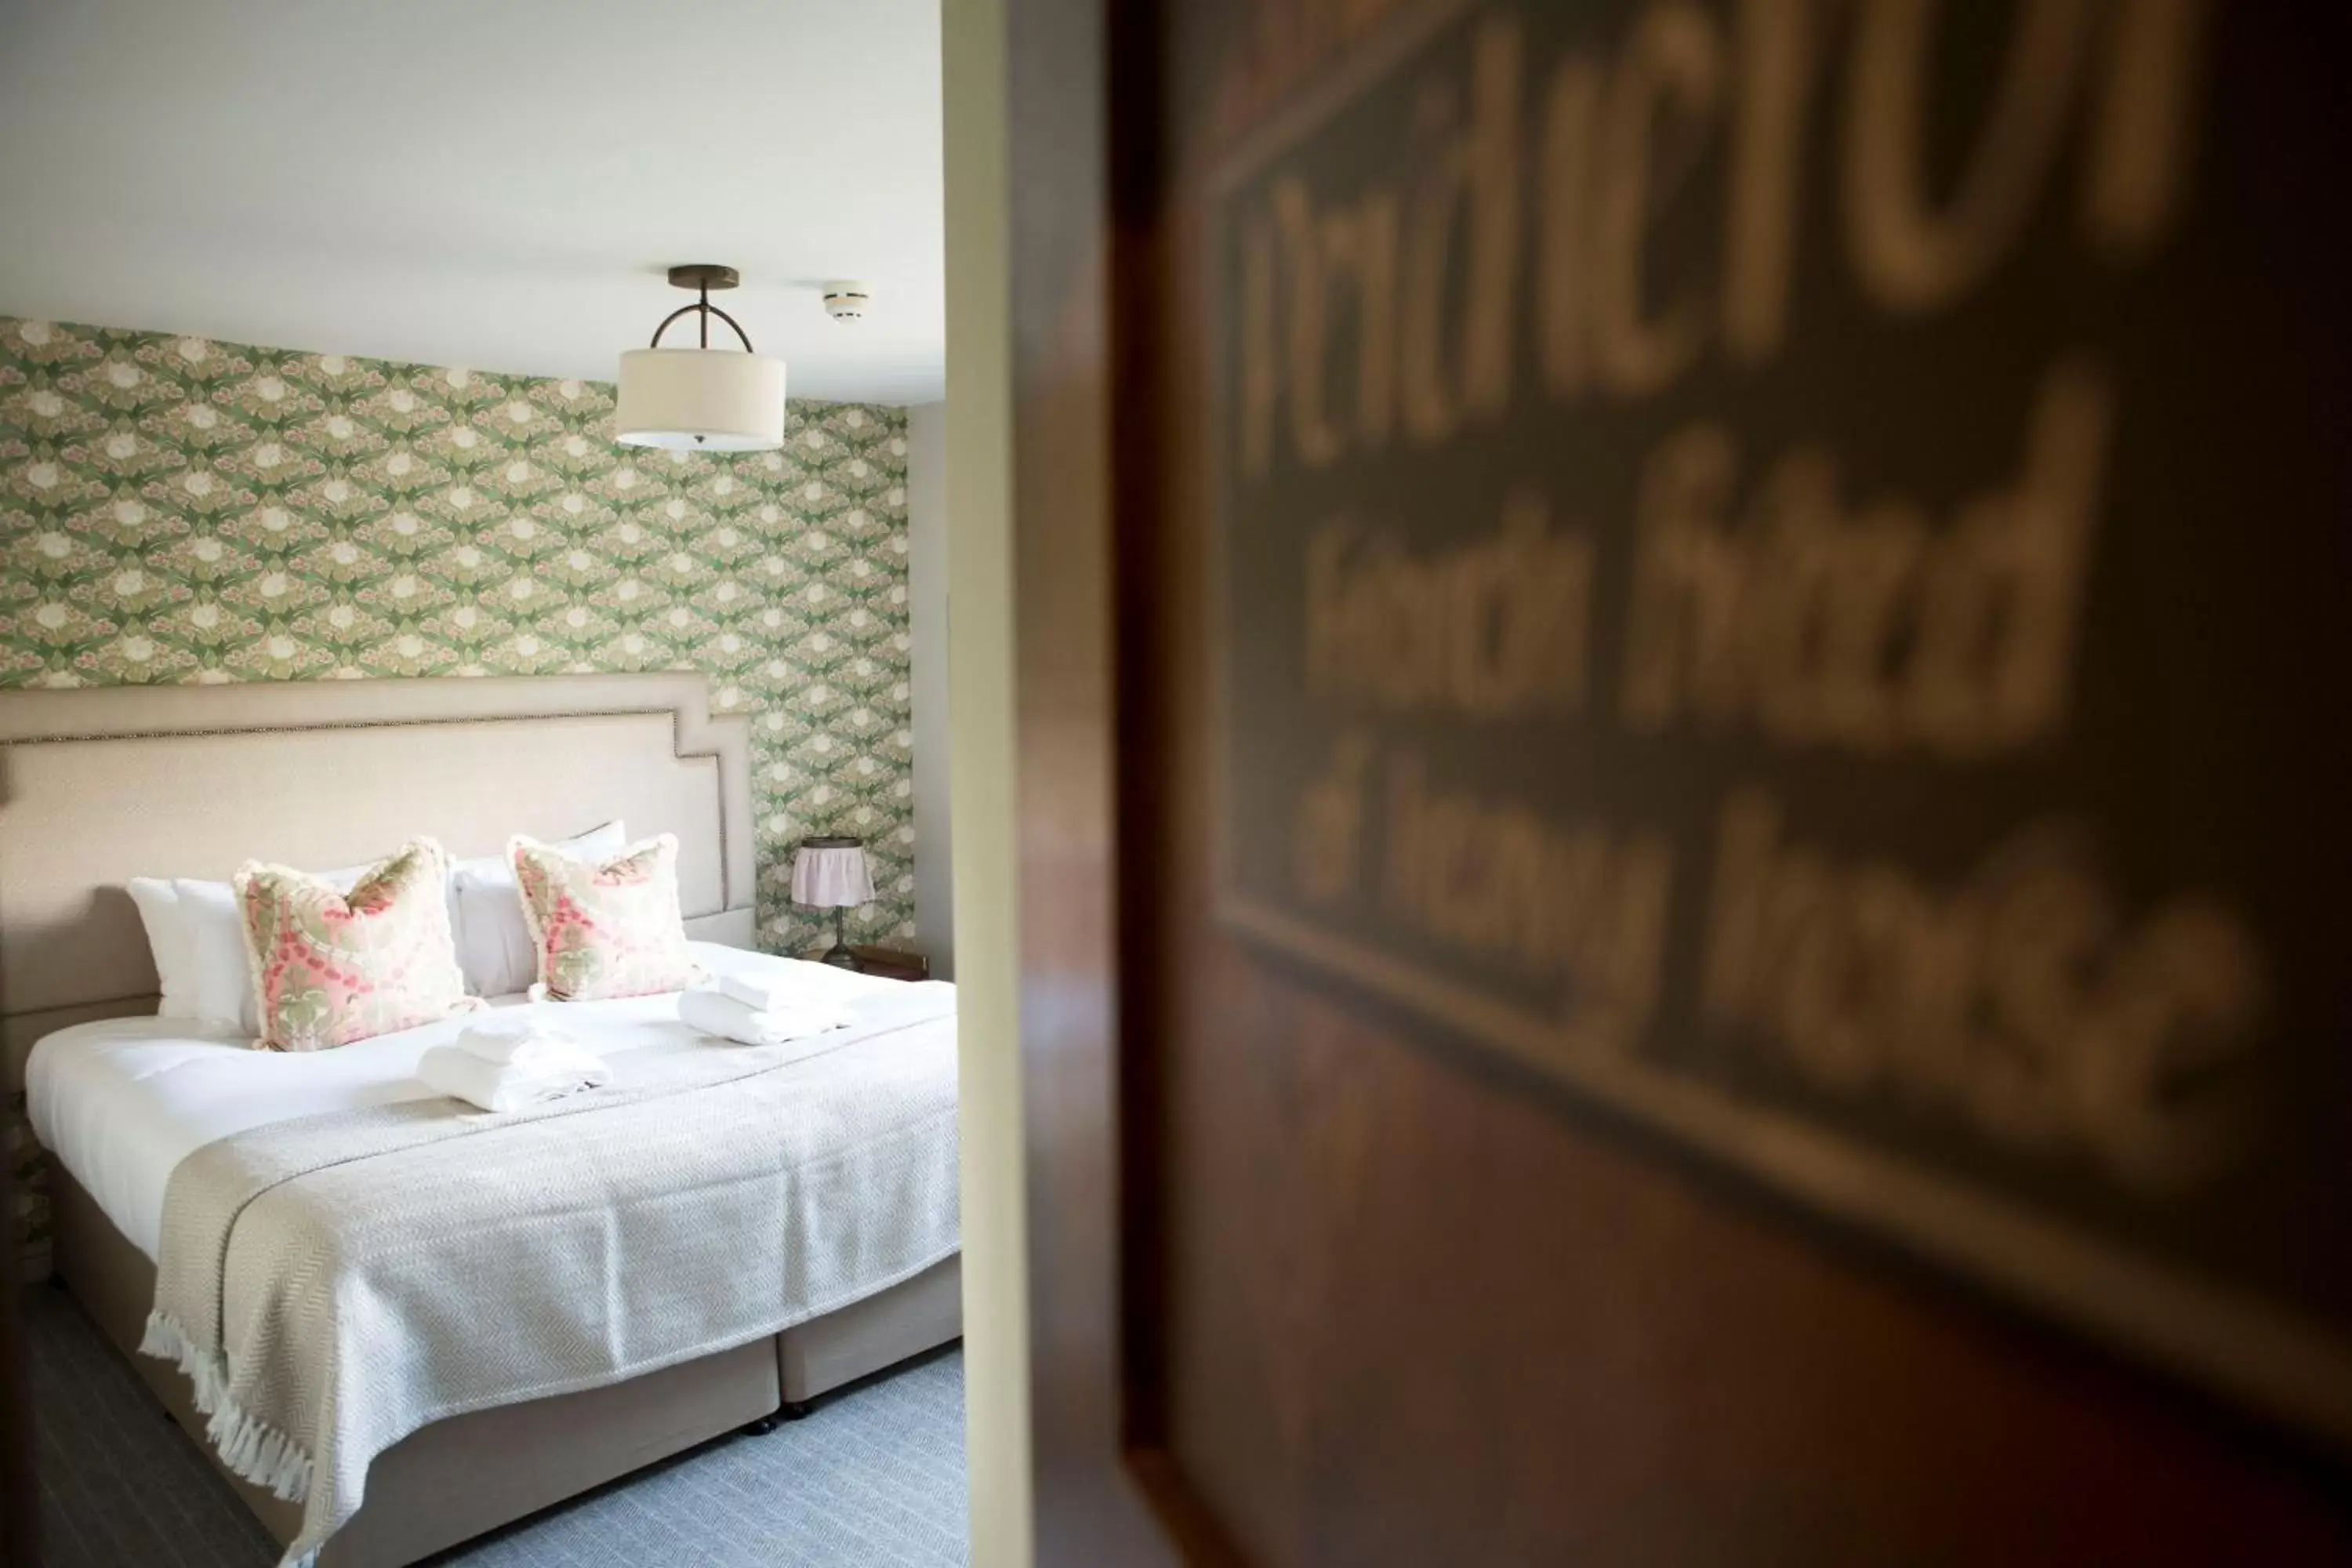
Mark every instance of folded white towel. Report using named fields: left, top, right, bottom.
left=419, top=1044, right=611, bottom=1112
left=678, top=985, right=856, bottom=1048
left=715, top=971, right=815, bottom=1012
left=452, top=1016, right=593, bottom=1069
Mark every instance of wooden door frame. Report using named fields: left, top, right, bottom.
left=1010, top=0, right=1233, bottom=1560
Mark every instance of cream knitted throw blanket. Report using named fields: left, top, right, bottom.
left=141, top=984, right=960, bottom=1568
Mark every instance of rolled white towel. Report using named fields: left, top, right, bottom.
left=419, top=1044, right=610, bottom=1112
left=452, top=1015, right=593, bottom=1069
left=679, top=985, right=855, bottom=1048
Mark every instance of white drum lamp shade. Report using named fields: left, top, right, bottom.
left=790, top=842, right=875, bottom=909
left=616, top=264, right=786, bottom=452
left=615, top=347, right=786, bottom=452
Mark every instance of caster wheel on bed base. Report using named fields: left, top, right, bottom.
left=742, top=1400, right=810, bottom=1435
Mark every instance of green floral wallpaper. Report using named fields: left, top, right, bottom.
left=0, top=317, right=918, bottom=1271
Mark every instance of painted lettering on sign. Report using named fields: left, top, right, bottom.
left=1209, top=0, right=2352, bottom=1450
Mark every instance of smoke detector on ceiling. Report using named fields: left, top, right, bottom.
left=822, top=282, right=872, bottom=322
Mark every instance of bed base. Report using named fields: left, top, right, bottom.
left=48, top=1163, right=960, bottom=1568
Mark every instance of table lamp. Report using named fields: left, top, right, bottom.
left=792, top=836, right=873, bottom=968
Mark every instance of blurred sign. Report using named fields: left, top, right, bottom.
left=1210, top=0, right=2352, bottom=1449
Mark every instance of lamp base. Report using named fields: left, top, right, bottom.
left=814, top=901, right=859, bottom=971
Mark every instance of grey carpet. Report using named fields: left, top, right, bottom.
left=20, top=1285, right=968, bottom=1566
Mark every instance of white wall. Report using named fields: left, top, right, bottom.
left=943, top=0, right=1033, bottom=1560
left=907, top=400, right=954, bottom=980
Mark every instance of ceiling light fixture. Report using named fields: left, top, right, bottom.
left=615, top=264, right=786, bottom=452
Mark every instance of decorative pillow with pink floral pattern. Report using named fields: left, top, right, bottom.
left=510, top=833, right=698, bottom=1002
left=234, top=839, right=481, bottom=1052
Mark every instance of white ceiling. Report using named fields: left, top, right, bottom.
left=0, top=0, right=945, bottom=404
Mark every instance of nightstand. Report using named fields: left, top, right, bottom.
left=804, top=945, right=929, bottom=982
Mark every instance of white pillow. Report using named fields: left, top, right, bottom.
left=127, top=877, right=200, bottom=1019
left=450, top=821, right=627, bottom=997
left=129, top=857, right=378, bottom=1036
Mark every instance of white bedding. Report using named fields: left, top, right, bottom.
left=24, top=941, right=901, bottom=1261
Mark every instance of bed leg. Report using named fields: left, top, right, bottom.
left=742, top=1415, right=781, bottom=1436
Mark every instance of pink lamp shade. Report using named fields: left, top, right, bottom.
left=790, top=839, right=873, bottom=909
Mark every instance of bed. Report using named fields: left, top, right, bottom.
left=0, top=673, right=962, bottom=1568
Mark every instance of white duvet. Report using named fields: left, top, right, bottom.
left=24, top=941, right=903, bottom=1261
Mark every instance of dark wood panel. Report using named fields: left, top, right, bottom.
left=1162, top=947, right=2352, bottom=1566
left=1018, top=1, right=2352, bottom=1563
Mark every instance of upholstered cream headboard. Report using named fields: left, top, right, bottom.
left=0, top=673, right=755, bottom=1090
